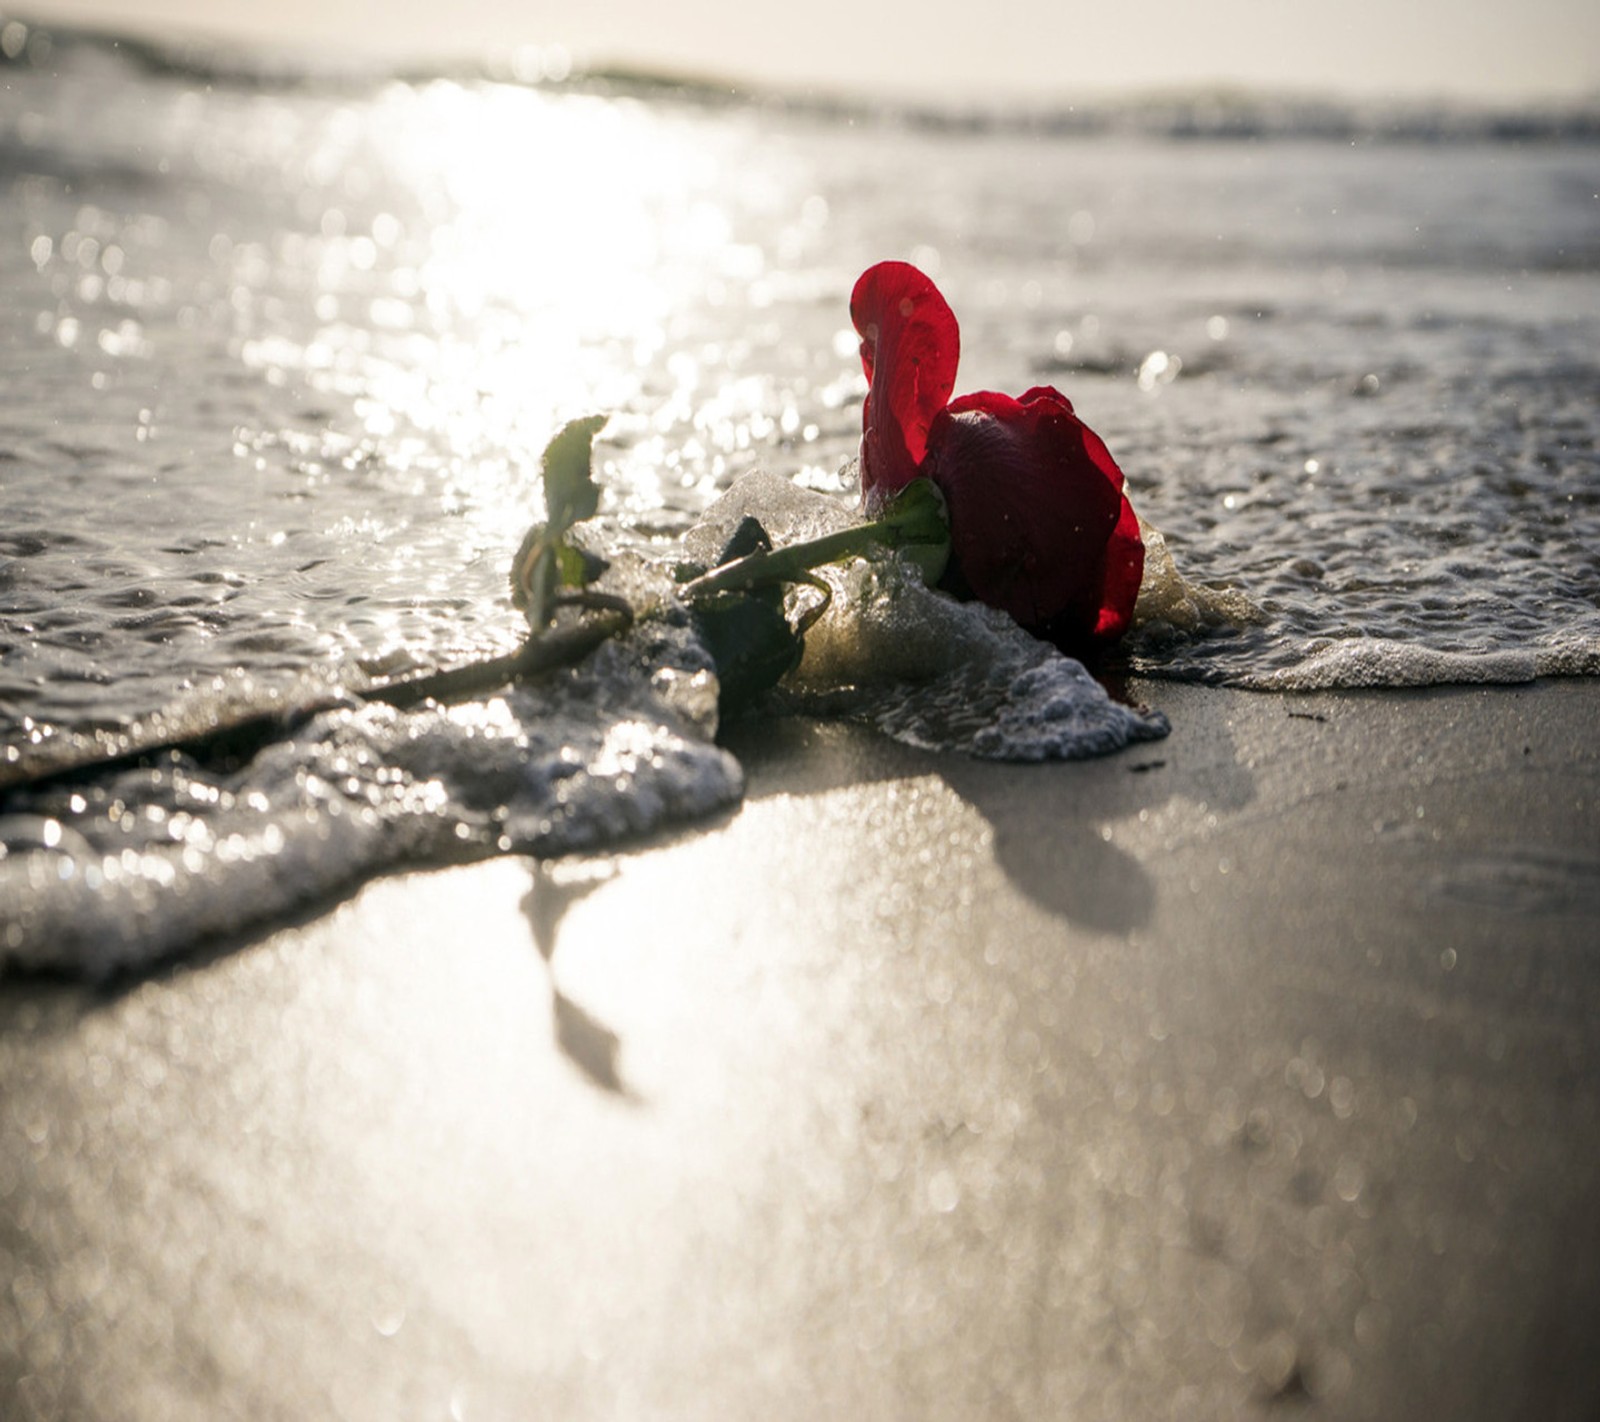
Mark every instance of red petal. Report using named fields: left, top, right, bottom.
left=1019, top=385, right=1076, bottom=418
left=850, top=262, right=959, bottom=504
left=1074, top=413, right=1126, bottom=494
left=925, top=387, right=1137, bottom=646
left=1092, top=493, right=1144, bottom=644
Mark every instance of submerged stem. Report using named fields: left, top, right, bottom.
left=0, top=609, right=632, bottom=797
left=360, top=605, right=631, bottom=708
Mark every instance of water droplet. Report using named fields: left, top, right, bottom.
left=1138, top=350, right=1181, bottom=392
left=1328, top=1076, right=1356, bottom=1119
left=927, top=1170, right=960, bottom=1213
left=1333, top=1158, right=1366, bottom=1202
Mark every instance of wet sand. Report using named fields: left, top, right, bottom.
left=2, top=679, right=1598, bottom=1420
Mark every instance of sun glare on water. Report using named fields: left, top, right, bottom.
left=235, top=77, right=809, bottom=590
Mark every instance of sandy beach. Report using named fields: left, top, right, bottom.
left=2, top=678, right=1597, bottom=1420
left=4, top=10, right=1599, bottom=1419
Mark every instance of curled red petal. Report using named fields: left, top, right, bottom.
left=1020, top=385, right=1077, bottom=418
left=1091, top=493, right=1144, bottom=644
left=850, top=261, right=959, bottom=505
left=1075, top=414, right=1126, bottom=494
left=1072, top=414, right=1141, bottom=644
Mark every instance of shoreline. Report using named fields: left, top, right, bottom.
left=2, top=677, right=1598, bottom=1419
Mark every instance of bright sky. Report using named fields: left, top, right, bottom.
left=19, top=0, right=1600, bottom=100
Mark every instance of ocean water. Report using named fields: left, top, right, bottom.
left=2, top=23, right=1597, bottom=973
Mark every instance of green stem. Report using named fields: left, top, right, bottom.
left=681, top=478, right=950, bottom=601
left=681, top=521, right=886, bottom=599
left=360, top=605, right=631, bottom=708
left=0, top=609, right=632, bottom=797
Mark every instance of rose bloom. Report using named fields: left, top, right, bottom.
left=851, top=260, right=1143, bottom=650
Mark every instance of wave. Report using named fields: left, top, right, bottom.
left=5, top=10, right=1598, bottom=144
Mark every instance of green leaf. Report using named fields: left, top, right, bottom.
left=512, top=415, right=609, bottom=628
left=716, top=515, right=775, bottom=564
left=554, top=542, right=606, bottom=589
left=541, top=413, right=608, bottom=530
left=688, top=516, right=806, bottom=718
left=510, top=527, right=556, bottom=627
left=691, top=590, right=805, bottom=719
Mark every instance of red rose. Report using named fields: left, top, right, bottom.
left=851, top=260, right=1143, bottom=649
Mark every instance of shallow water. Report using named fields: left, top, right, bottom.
left=2, top=24, right=1598, bottom=971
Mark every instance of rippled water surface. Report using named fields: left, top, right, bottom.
left=2, top=27, right=1598, bottom=970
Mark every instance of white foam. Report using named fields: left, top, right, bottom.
left=1249, top=639, right=1538, bottom=691
left=693, top=475, right=1170, bottom=761
left=1, top=623, right=742, bottom=981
